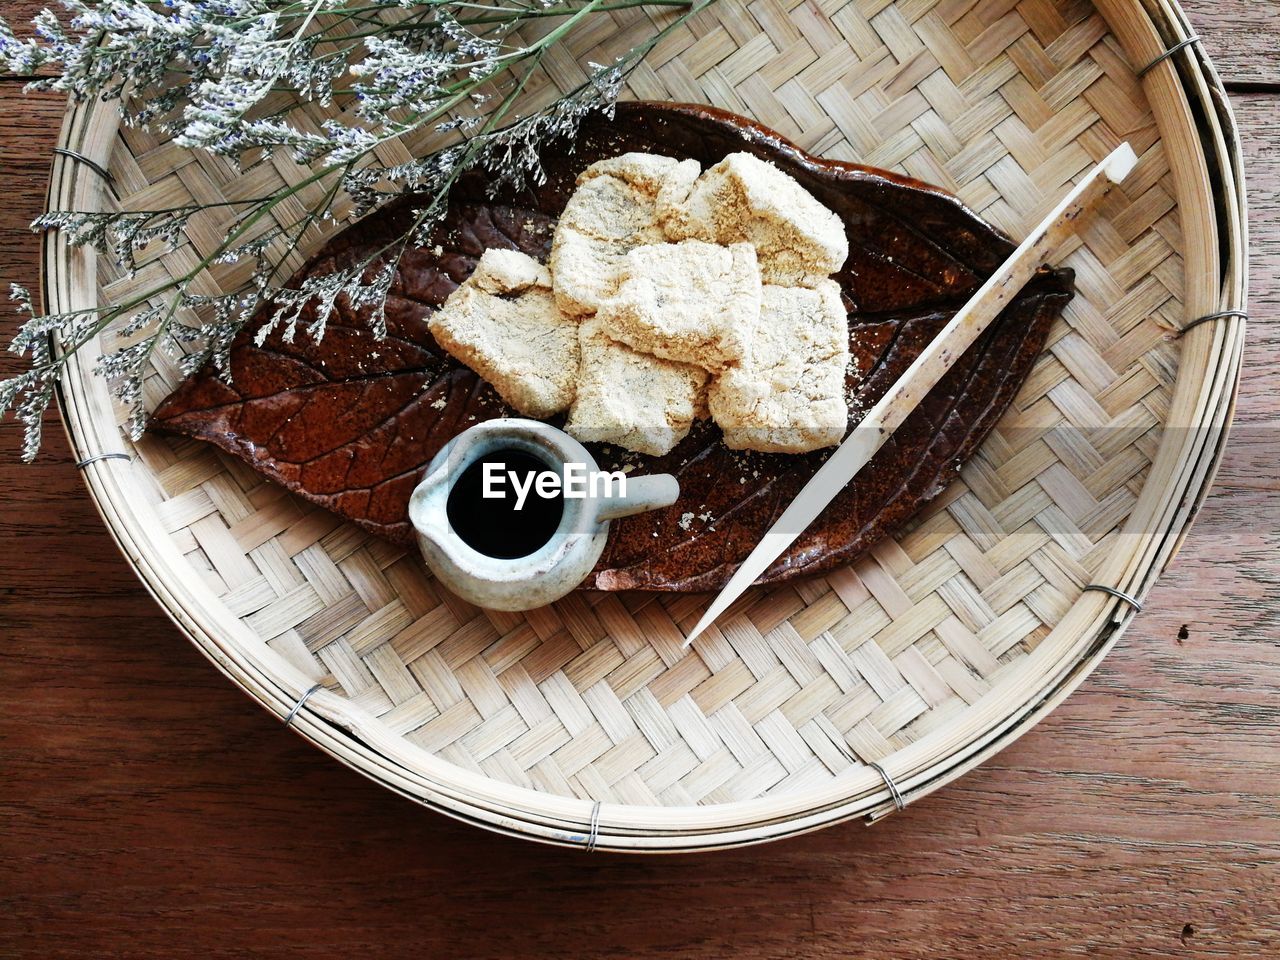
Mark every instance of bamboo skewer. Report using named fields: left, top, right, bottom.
left=683, top=143, right=1140, bottom=648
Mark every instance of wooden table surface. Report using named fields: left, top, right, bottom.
left=1, top=3, right=1277, bottom=958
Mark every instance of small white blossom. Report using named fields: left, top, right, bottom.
left=0, top=0, right=712, bottom=458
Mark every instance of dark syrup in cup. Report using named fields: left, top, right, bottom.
left=446, top=449, right=565, bottom=559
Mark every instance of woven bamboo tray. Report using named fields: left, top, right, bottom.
left=46, top=0, right=1246, bottom=851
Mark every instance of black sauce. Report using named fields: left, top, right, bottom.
left=446, top=449, right=564, bottom=559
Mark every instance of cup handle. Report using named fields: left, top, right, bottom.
left=595, top=472, right=680, bottom=522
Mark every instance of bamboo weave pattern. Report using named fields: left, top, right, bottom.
left=101, top=0, right=1181, bottom=806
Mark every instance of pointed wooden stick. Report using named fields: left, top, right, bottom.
left=683, top=142, right=1139, bottom=648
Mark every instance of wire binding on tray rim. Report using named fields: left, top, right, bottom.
left=1083, top=584, right=1144, bottom=614
left=869, top=761, right=906, bottom=811
left=1137, top=35, right=1201, bottom=77
left=285, top=683, right=324, bottom=727
left=52, top=147, right=116, bottom=187
left=74, top=452, right=132, bottom=469
left=584, top=800, right=603, bottom=852
left=1178, top=310, right=1247, bottom=337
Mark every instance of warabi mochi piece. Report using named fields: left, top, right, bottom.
left=577, top=152, right=699, bottom=197
left=559, top=170, right=664, bottom=241
left=597, top=240, right=762, bottom=372
left=551, top=152, right=701, bottom=316
left=565, top=316, right=709, bottom=457
left=427, top=248, right=579, bottom=419
left=666, top=151, right=849, bottom=287
left=467, top=246, right=547, bottom=293
left=548, top=229, right=634, bottom=320
left=709, top=280, right=850, bottom=453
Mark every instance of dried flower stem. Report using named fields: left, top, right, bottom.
left=0, top=0, right=717, bottom=459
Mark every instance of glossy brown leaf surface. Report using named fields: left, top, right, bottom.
left=151, top=102, right=1074, bottom=592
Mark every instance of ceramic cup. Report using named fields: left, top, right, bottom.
left=409, top=419, right=679, bottom=611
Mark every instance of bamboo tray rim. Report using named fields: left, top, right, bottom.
left=46, top=0, right=1248, bottom=851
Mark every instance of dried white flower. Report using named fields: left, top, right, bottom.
left=0, top=0, right=711, bottom=458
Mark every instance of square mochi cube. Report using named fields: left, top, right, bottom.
left=709, top=281, right=850, bottom=453
left=427, top=248, right=579, bottom=418
left=666, top=151, right=849, bottom=287
left=596, top=240, right=762, bottom=372
left=550, top=153, right=701, bottom=317
left=565, top=316, right=709, bottom=457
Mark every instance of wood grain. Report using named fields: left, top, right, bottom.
left=0, top=37, right=1278, bottom=960
left=1184, top=3, right=1280, bottom=86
